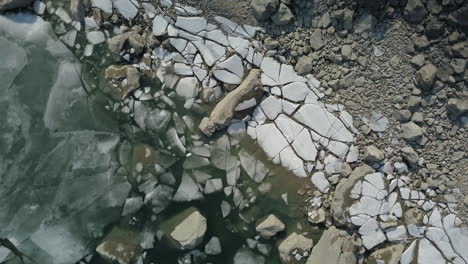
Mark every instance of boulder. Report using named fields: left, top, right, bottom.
left=363, top=145, right=384, bottom=163
left=401, top=122, right=423, bottom=141
left=446, top=98, right=468, bottom=117
left=271, top=3, right=294, bottom=26
left=96, top=226, right=143, bottom=264
left=309, top=29, right=324, bottom=51
left=404, top=0, right=427, bottom=23
left=330, top=165, right=374, bottom=226
left=367, top=244, right=404, bottom=264
left=295, top=56, right=313, bottom=75
left=163, top=207, right=207, bottom=250
left=306, top=226, right=357, bottom=264
left=452, top=41, right=468, bottom=58
left=251, top=0, right=279, bottom=21
left=415, top=64, right=437, bottom=89
left=0, top=0, right=33, bottom=11
left=278, top=232, right=313, bottom=263
left=255, top=214, right=285, bottom=238
left=199, top=69, right=262, bottom=136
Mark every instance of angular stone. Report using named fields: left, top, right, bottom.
left=96, top=227, right=142, bottom=264
left=256, top=123, right=289, bottom=159
left=256, top=214, right=285, bottom=238
left=282, top=82, right=310, bottom=102
left=401, top=122, right=423, bottom=141
left=368, top=244, right=404, bottom=264
left=415, top=64, right=437, bottom=89
left=152, top=15, right=168, bottom=36
left=166, top=207, right=207, bottom=250
left=250, top=0, right=279, bottom=20
left=306, top=226, right=357, bottom=264
left=205, top=237, right=222, bottom=255
left=114, top=0, right=139, bottom=20
left=271, top=3, right=294, bottom=26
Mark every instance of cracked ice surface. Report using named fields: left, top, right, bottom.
left=149, top=10, right=356, bottom=179
left=0, top=13, right=129, bottom=263
left=346, top=170, right=468, bottom=263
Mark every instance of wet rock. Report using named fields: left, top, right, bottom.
left=0, top=0, right=33, bottom=11
left=295, top=56, right=313, bottom=75
left=234, top=247, right=265, bottom=264
left=404, top=0, right=427, bottom=23
left=368, top=244, right=404, bottom=264
left=446, top=98, right=468, bottom=117
left=255, top=214, right=285, bottom=238
left=271, top=3, right=294, bottom=26
left=278, top=233, right=313, bottom=263
left=415, top=64, right=437, bottom=89
left=165, top=207, right=207, bottom=250
left=306, top=226, right=357, bottom=264
left=363, top=145, right=384, bottom=163
left=104, top=65, right=141, bottom=100
left=401, top=122, right=423, bottom=141
left=251, top=0, right=279, bottom=21
left=205, top=237, right=222, bottom=255
left=96, top=226, right=143, bottom=264
left=199, top=69, right=262, bottom=136
left=128, top=31, right=145, bottom=54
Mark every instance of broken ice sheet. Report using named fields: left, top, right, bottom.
left=0, top=13, right=128, bottom=264
left=360, top=111, right=389, bottom=132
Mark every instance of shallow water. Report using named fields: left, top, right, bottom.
left=0, top=10, right=322, bottom=264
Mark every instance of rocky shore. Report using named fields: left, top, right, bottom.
left=1, top=0, right=468, bottom=263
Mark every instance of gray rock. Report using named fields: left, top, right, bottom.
left=415, top=64, right=437, bottom=89
left=446, top=98, right=468, bottom=117
left=464, top=195, right=468, bottom=207
left=401, top=122, right=423, bottom=141
left=122, top=197, right=144, bottom=216
left=145, top=109, right=171, bottom=132
left=401, top=146, right=419, bottom=168
left=354, top=13, right=376, bottom=35
left=251, top=0, right=279, bottom=21
left=404, top=0, right=427, bottom=23
left=108, top=32, right=129, bottom=54
left=363, top=145, right=384, bottom=163
left=452, top=41, right=468, bottom=58
left=306, top=226, right=357, bottom=264
left=279, top=233, right=313, bottom=263
left=271, top=3, right=294, bottom=26
left=295, top=56, right=313, bottom=75
left=309, top=29, right=324, bottom=51
left=204, top=178, right=223, bottom=194
left=0, top=0, right=33, bottom=11
left=256, top=214, right=285, bottom=237
left=411, top=54, right=425, bottom=68
left=70, top=0, right=85, bottom=21
left=205, top=237, right=222, bottom=255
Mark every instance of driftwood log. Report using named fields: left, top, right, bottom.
left=199, top=69, right=262, bottom=136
